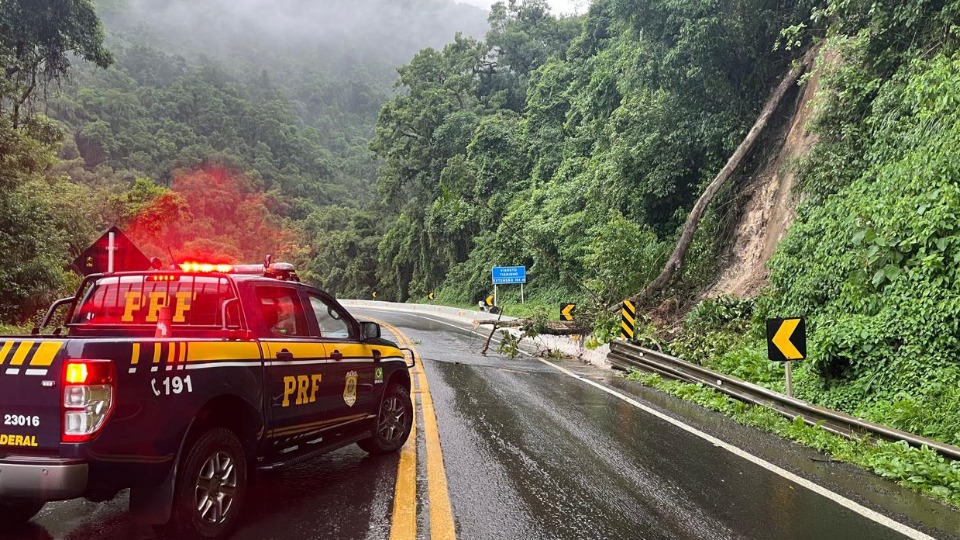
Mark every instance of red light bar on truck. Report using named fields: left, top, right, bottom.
left=179, top=262, right=233, bottom=273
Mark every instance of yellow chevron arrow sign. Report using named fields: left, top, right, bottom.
left=766, top=317, right=806, bottom=361
left=560, top=303, right=576, bottom=321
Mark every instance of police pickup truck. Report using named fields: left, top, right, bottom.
left=0, top=262, right=414, bottom=539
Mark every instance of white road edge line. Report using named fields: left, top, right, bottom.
left=360, top=307, right=935, bottom=540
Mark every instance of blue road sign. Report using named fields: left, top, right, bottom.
left=492, top=266, right=527, bottom=285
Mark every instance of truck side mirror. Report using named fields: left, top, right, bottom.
left=360, top=321, right=381, bottom=340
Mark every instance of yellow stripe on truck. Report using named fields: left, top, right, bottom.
left=334, top=343, right=402, bottom=359
left=186, top=342, right=261, bottom=362
left=29, top=341, right=64, bottom=366
left=0, top=342, right=13, bottom=365
left=10, top=342, right=34, bottom=366
left=260, top=342, right=326, bottom=359
left=259, top=342, right=402, bottom=361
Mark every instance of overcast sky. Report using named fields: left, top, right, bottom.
left=459, top=0, right=591, bottom=16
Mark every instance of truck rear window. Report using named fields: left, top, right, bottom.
left=71, top=275, right=237, bottom=327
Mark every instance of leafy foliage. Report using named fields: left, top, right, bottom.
left=8, top=0, right=960, bottom=499
left=496, top=307, right=554, bottom=359
left=0, top=119, right=97, bottom=322
left=0, top=0, right=492, bottom=323
left=0, top=0, right=113, bottom=127
left=675, top=8, right=960, bottom=455
left=768, top=50, right=960, bottom=415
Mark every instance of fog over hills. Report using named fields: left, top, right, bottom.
left=51, top=0, right=493, bottom=204
left=96, top=0, right=490, bottom=74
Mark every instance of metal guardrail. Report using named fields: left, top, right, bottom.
left=609, top=341, right=960, bottom=461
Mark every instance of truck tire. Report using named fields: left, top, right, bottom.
left=158, top=428, right=248, bottom=540
left=0, top=500, right=44, bottom=528
left=359, top=384, right=413, bottom=455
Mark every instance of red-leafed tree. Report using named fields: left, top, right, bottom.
left=126, top=166, right=300, bottom=265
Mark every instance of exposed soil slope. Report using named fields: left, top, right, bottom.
left=706, top=63, right=823, bottom=298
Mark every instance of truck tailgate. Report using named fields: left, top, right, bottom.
left=0, top=339, right=66, bottom=454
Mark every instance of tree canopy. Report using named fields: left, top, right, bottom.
left=0, top=0, right=113, bottom=127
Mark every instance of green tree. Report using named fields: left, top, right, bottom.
left=0, top=0, right=113, bottom=127
left=303, top=206, right=381, bottom=297
left=483, top=0, right=581, bottom=111
left=370, top=35, right=490, bottom=298
left=0, top=119, right=96, bottom=322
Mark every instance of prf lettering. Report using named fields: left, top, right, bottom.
left=0, top=434, right=39, bottom=447
left=282, top=374, right=322, bottom=407
left=122, top=292, right=197, bottom=323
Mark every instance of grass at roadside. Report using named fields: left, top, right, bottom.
left=626, top=371, right=960, bottom=510
left=0, top=324, right=30, bottom=335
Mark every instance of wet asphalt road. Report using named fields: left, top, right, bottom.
left=373, top=310, right=959, bottom=540
left=7, top=308, right=960, bottom=539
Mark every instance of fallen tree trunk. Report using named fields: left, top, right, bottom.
left=476, top=319, right=590, bottom=335
left=623, top=48, right=817, bottom=310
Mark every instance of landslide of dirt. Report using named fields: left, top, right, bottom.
left=704, top=60, right=823, bottom=299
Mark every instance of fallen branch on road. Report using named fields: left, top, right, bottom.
left=479, top=310, right=505, bottom=356
left=476, top=318, right=590, bottom=336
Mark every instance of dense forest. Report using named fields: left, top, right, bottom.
left=5, top=0, right=960, bottom=500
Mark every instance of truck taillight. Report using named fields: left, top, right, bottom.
left=62, top=360, right=116, bottom=443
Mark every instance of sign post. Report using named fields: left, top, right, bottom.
left=786, top=361, right=793, bottom=397
left=491, top=266, right=527, bottom=305
left=107, top=230, right=116, bottom=273
left=766, top=317, right=807, bottom=397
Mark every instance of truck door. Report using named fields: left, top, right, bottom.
left=304, top=293, right=376, bottom=433
left=256, top=285, right=328, bottom=455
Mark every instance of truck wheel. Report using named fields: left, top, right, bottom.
left=159, top=428, right=248, bottom=540
left=0, top=500, right=44, bottom=528
left=359, top=384, right=413, bottom=455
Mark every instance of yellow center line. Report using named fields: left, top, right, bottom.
left=380, top=320, right=457, bottom=540
left=390, top=361, right=418, bottom=540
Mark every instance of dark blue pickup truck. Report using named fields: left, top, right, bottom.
left=0, top=262, right=413, bottom=539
